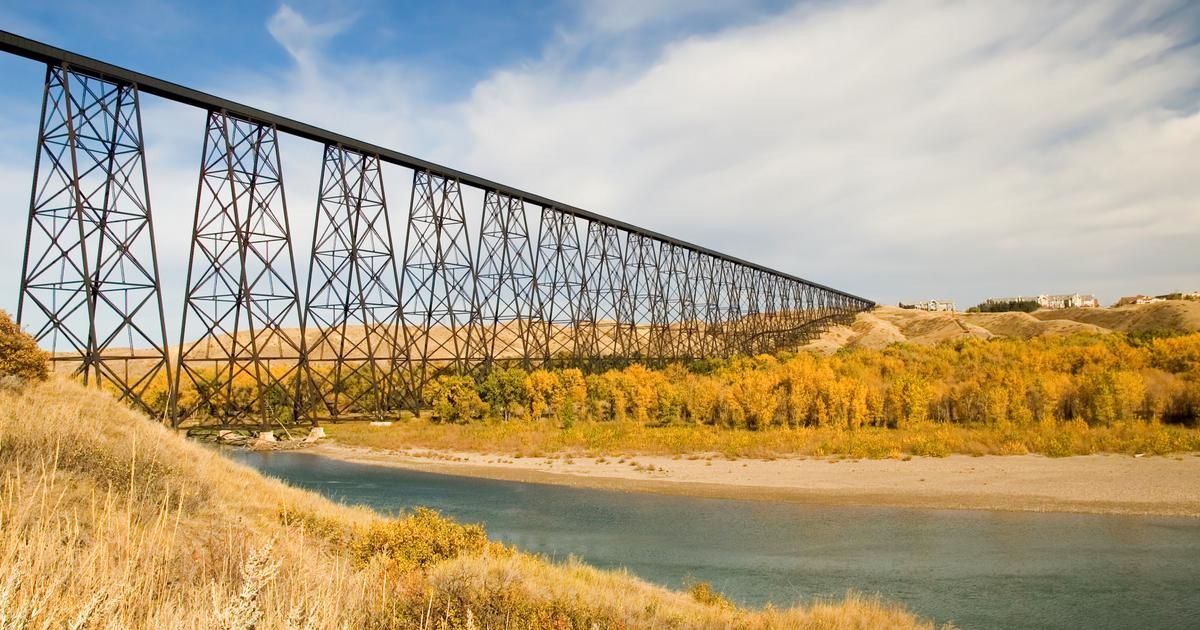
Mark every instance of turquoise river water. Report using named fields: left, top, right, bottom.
left=227, top=450, right=1200, bottom=629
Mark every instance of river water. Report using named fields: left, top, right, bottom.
left=227, top=450, right=1200, bottom=629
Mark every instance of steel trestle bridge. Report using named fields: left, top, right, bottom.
left=0, top=31, right=874, bottom=427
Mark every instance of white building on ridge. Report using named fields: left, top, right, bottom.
left=900, top=299, right=956, bottom=312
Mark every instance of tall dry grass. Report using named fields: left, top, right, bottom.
left=0, top=378, right=943, bottom=629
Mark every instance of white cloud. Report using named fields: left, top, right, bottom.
left=266, top=3, right=357, bottom=66
left=458, top=0, right=1200, bottom=305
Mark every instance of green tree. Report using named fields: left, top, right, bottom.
left=478, top=367, right=529, bottom=421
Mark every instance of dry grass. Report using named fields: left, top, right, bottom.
left=0, top=378, right=942, bottom=629
left=327, top=416, right=1200, bottom=460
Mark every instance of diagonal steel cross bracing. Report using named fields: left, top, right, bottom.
left=2, top=31, right=877, bottom=427
left=303, top=145, right=403, bottom=420
left=533, top=208, right=589, bottom=367
left=470, top=191, right=540, bottom=371
left=174, top=111, right=307, bottom=427
left=621, top=233, right=662, bottom=363
left=18, top=65, right=171, bottom=416
left=399, top=170, right=478, bottom=398
left=581, top=221, right=628, bottom=367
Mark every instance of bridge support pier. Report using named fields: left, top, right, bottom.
left=581, top=221, right=628, bottom=368
left=174, top=111, right=307, bottom=428
left=398, top=170, right=478, bottom=399
left=470, top=191, right=540, bottom=372
left=303, top=145, right=403, bottom=421
left=533, top=208, right=588, bottom=368
left=18, top=63, right=170, bottom=416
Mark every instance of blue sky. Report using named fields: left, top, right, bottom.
left=0, top=0, right=1198, bottom=333
left=1, top=1, right=572, bottom=98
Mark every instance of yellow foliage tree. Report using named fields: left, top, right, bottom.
left=0, top=310, right=48, bottom=382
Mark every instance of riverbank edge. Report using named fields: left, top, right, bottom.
left=305, top=443, right=1200, bottom=518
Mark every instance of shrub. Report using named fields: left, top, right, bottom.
left=552, top=368, right=588, bottom=427
left=685, top=578, right=733, bottom=609
left=526, top=369, right=558, bottom=419
left=0, top=309, right=48, bottom=382
left=349, top=507, right=494, bottom=570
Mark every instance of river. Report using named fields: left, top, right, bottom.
left=227, top=450, right=1200, bottom=629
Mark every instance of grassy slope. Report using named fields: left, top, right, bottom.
left=0, top=378, right=938, bottom=629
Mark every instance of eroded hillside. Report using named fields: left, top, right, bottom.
left=808, top=301, right=1200, bottom=354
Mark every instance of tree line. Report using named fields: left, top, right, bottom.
left=423, top=331, right=1200, bottom=429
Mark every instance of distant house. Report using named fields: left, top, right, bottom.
left=985, top=293, right=1099, bottom=310
left=900, top=299, right=955, bottom=312
left=1044, top=293, right=1099, bottom=309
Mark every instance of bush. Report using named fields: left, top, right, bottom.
left=0, top=309, right=48, bottom=381
left=349, top=507, right=494, bottom=570
left=685, top=578, right=733, bottom=609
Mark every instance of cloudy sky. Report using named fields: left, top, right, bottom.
left=0, top=0, right=1197, bottom=330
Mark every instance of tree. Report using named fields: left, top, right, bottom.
left=424, top=375, right=488, bottom=423
left=479, top=367, right=529, bottom=421
left=0, top=309, right=48, bottom=382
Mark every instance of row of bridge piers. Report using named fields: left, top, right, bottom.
left=16, top=63, right=873, bottom=428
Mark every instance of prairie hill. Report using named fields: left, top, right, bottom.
left=1031, top=300, right=1200, bottom=333
left=0, top=377, right=939, bottom=629
left=807, top=301, right=1200, bottom=354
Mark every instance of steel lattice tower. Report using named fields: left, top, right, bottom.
left=470, top=190, right=540, bottom=370
left=581, top=221, right=629, bottom=365
left=533, top=208, right=589, bottom=367
left=303, top=145, right=403, bottom=420
left=662, top=245, right=701, bottom=361
left=694, top=253, right=722, bottom=358
left=399, top=170, right=478, bottom=396
left=18, top=64, right=171, bottom=416
left=621, top=233, right=663, bottom=362
left=174, top=111, right=307, bottom=427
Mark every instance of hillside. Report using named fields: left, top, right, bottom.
left=1030, top=300, right=1200, bottom=333
left=0, top=377, right=938, bottom=629
left=808, top=301, right=1200, bottom=354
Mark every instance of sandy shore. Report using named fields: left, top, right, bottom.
left=306, top=443, right=1200, bottom=517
